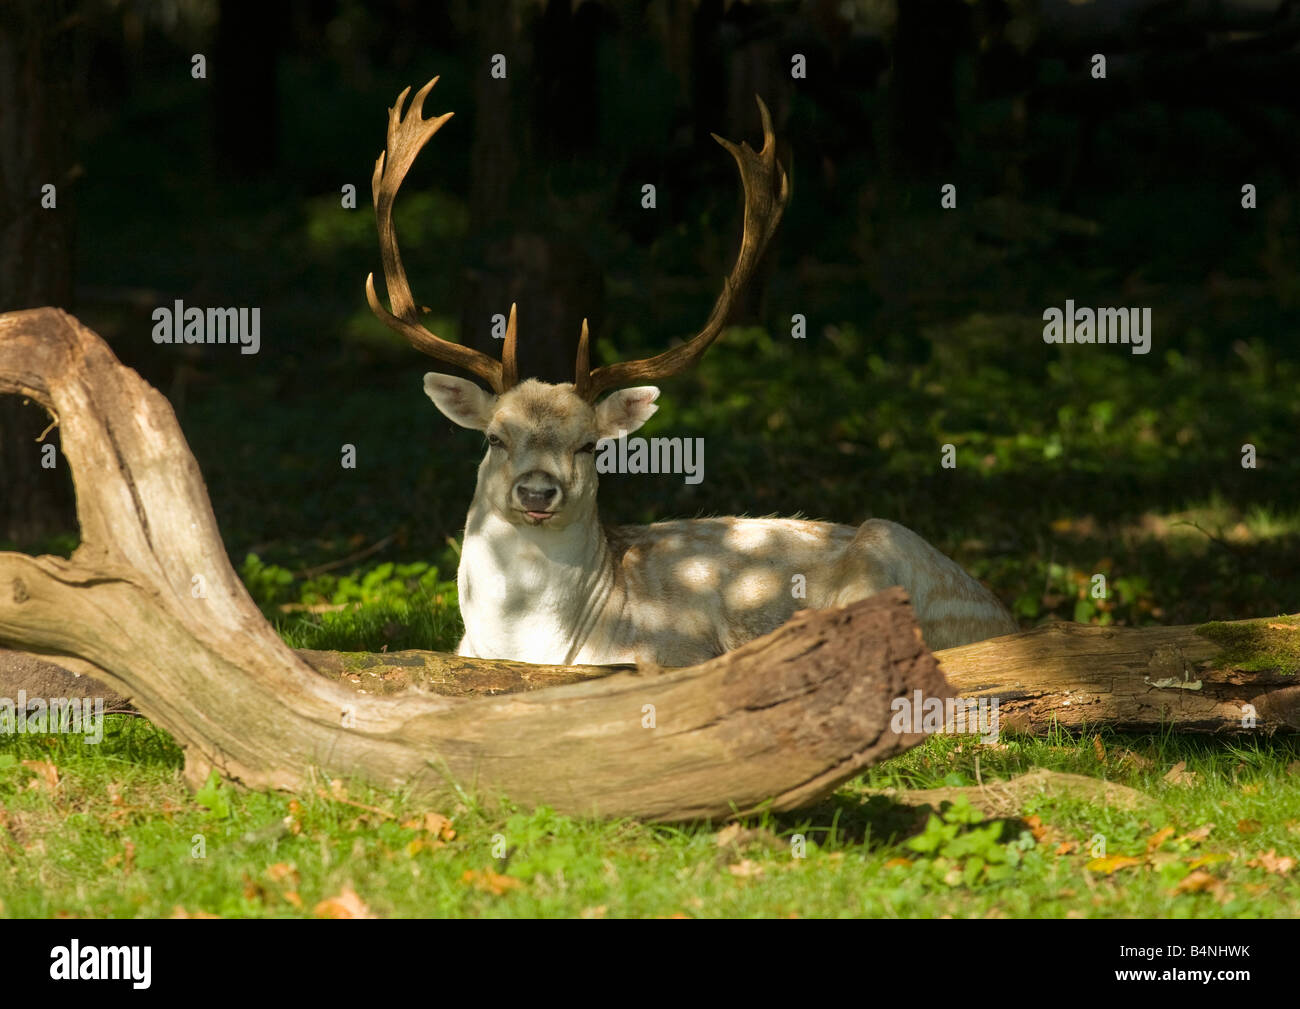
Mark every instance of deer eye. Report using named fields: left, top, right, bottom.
left=487, top=433, right=503, bottom=447
left=578, top=441, right=597, bottom=454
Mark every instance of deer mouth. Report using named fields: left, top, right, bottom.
left=520, top=509, right=556, bottom=525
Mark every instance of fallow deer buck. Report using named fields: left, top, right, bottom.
left=366, top=78, right=1017, bottom=666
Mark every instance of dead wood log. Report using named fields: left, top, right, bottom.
left=0, top=308, right=950, bottom=821
left=16, top=613, right=1299, bottom=739
left=297, top=616, right=1300, bottom=734
left=933, top=617, right=1300, bottom=734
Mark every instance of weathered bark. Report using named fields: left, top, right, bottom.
left=934, top=618, right=1300, bottom=734
left=0, top=308, right=950, bottom=821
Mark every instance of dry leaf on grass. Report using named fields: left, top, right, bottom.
left=313, top=885, right=376, bottom=919
left=461, top=868, right=522, bottom=896
left=21, top=760, right=59, bottom=792
left=728, top=859, right=765, bottom=878
left=1086, top=855, right=1142, bottom=874
left=1173, top=871, right=1223, bottom=896
left=170, top=906, right=220, bottom=919
left=1145, top=827, right=1176, bottom=853
left=1163, top=761, right=1198, bottom=787
left=1247, top=849, right=1296, bottom=875
left=1174, top=824, right=1214, bottom=844
left=284, top=800, right=303, bottom=836
left=103, top=839, right=135, bottom=873
left=715, top=823, right=742, bottom=848
left=400, top=812, right=456, bottom=842
left=1236, top=819, right=1263, bottom=835
left=266, top=862, right=300, bottom=886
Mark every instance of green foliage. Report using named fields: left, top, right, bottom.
left=239, top=554, right=295, bottom=614
left=235, top=554, right=462, bottom=652
left=194, top=769, right=232, bottom=820
left=905, top=796, right=1033, bottom=886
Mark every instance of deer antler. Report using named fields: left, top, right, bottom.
left=365, top=78, right=519, bottom=394
left=573, top=95, right=789, bottom=401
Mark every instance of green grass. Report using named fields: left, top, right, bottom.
left=2, top=717, right=1298, bottom=918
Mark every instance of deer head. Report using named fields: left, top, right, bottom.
left=366, top=77, right=789, bottom=530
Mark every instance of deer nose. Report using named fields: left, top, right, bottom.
left=514, top=475, right=559, bottom=513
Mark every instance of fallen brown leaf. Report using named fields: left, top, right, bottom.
left=313, top=885, right=377, bottom=919
left=266, top=862, right=300, bottom=886
left=1236, top=819, right=1263, bottom=835
left=284, top=800, right=303, bottom=836
left=1173, top=870, right=1222, bottom=895
left=1145, top=827, right=1176, bottom=853
left=400, top=811, right=456, bottom=841
left=715, top=823, right=742, bottom=848
left=1163, top=761, right=1198, bottom=787
left=21, top=760, right=59, bottom=792
left=1174, top=824, right=1215, bottom=845
left=461, top=868, right=522, bottom=896
left=1247, top=849, right=1296, bottom=875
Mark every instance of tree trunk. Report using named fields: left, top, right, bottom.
left=0, top=308, right=952, bottom=822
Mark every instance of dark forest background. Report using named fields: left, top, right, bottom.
left=3, top=0, right=1300, bottom=643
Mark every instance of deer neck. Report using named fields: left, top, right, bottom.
left=457, top=492, right=617, bottom=664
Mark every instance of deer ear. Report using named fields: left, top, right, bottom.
left=595, top=386, right=660, bottom=439
left=423, top=373, right=496, bottom=430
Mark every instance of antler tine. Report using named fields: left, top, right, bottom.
left=576, top=94, right=790, bottom=401
left=366, top=77, right=516, bottom=394
left=501, top=303, right=519, bottom=390
left=573, top=317, right=591, bottom=398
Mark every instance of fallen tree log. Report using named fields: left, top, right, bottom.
left=12, top=612, right=1300, bottom=736
left=284, top=622, right=1300, bottom=734
left=0, top=308, right=951, bottom=821
left=934, top=616, right=1300, bottom=734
